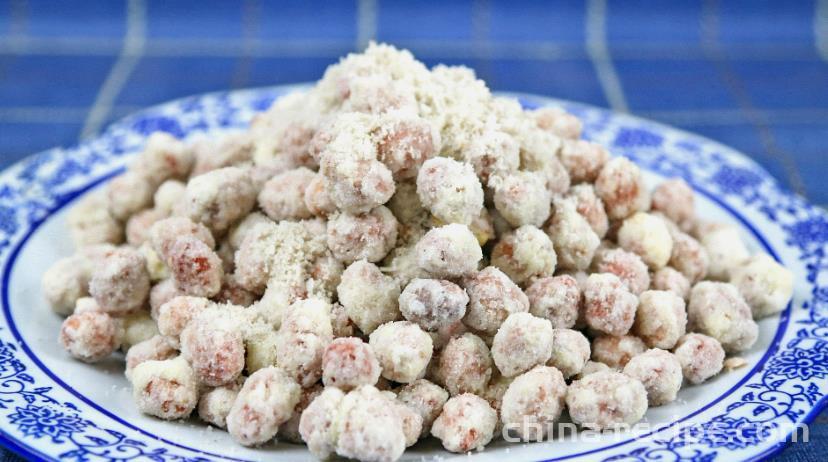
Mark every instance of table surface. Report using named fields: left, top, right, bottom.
left=0, top=1, right=826, bottom=461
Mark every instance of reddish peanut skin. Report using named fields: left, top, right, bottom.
left=322, top=337, right=381, bottom=390
left=165, top=236, right=224, bottom=298
left=60, top=311, right=121, bottom=363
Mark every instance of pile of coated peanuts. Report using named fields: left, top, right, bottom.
left=43, top=43, right=794, bottom=462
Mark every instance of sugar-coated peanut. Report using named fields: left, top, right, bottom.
left=491, top=225, right=557, bottom=285
left=652, top=267, right=692, bottom=300
left=547, top=328, right=590, bottom=379
left=59, top=310, right=121, bottom=363
left=462, top=266, right=530, bottom=335
left=327, top=206, right=398, bottom=264
left=131, top=356, right=198, bottom=420
left=566, top=370, right=648, bottom=430
left=399, top=278, right=468, bottom=332
left=583, top=273, right=638, bottom=336
left=687, top=281, right=758, bottom=353
left=337, top=259, right=401, bottom=334
left=595, top=157, right=649, bottom=220
left=492, top=312, right=554, bottom=377
left=225, top=366, right=301, bottom=446
left=416, top=157, right=484, bottom=225
left=416, top=223, right=482, bottom=277
left=437, top=332, right=493, bottom=396
left=591, top=334, right=647, bottom=369
left=322, top=337, right=381, bottom=390
left=89, top=247, right=150, bottom=314
left=431, top=393, right=498, bottom=453
left=623, top=348, right=683, bottom=406
left=592, top=247, right=651, bottom=295
left=369, top=321, right=433, bottom=383
left=526, top=275, right=581, bottom=329
left=633, top=290, right=687, bottom=350
left=672, top=333, right=725, bottom=384
left=501, top=366, right=567, bottom=441
left=396, top=379, right=449, bottom=438
left=729, top=253, right=793, bottom=318
left=547, top=198, right=601, bottom=271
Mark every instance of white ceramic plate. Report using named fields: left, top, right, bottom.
left=0, top=85, right=825, bottom=462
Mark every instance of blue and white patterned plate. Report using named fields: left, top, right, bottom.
left=0, top=85, right=825, bottom=462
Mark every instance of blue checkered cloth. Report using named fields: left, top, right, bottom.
left=0, top=1, right=825, bottom=460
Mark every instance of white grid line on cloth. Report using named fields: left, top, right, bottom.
left=817, top=0, right=828, bottom=61
left=356, top=0, right=377, bottom=51
left=586, top=0, right=629, bottom=112
left=79, top=0, right=146, bottom=140
left=701, top=0, right=808, bottom=197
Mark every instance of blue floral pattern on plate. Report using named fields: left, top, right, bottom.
left=0, top=86, right=824, bottom=462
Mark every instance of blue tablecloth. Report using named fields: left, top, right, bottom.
left=0, top=1, right=825, bottom=461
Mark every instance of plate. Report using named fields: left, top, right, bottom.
left=0, top=85, right=825, bottom=462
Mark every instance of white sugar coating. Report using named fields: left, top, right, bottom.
left=532, top=106, right=582, bottom=140
left=566, top=370, right=648, bottom=431
left=673, top=333, right=725, bottom=384
left=67, top=192, right=123, bottom=246
left=651, top=179, right=695, bottom=233
left=730, top=253, right=793, bottom=318
left=491, top=225, right=557, bottom=285
left=180, top=309, right=245, bottom=387
left=234, top=220, right=310, bottom=294
left=437, top=332, right=493, bottom=396
left=399, top=278, right=469, bottom=332
left=568, top=183, right=609, bottom=238
left=152, top=180, right=187, bottom=216
left=574, top=360, right=612, bottom=379
left=387, top=180, right=429, bottom=229
left=431, top=393, right=498, bottom=453
left=276, top=299, right=334, bottom=387
left=243, top=321, right=279, bottom=373
left=462, top=266, right=530, bottom=335
left=592, top=247, right=651, bottom=295
left=501, top=366, right=567, bottom=441
left=492, top=171, right=552, bottom=227
left=381, top=390, right=424, bottom=447
left=670, top=230, right=709, bottom=283
left=149, top=216, right=216, bottom=262
left=396, top=379, right=449, bottom=438
left=633, top=290, right=687, bottom=350
left=89, top=247, right=150, bottom=314
left=547, top=198, right=601, bottom=271
left=491, top=312, right=554, bottom=377
left=558, top=139, right=609, bottom=184
left=464, top=129, right=521, bottom=185
left=623, top=348, right=683, bottom=406
left=106, top=171, right=155, bottom=221
left=416, top=157, right=483, bottom=225
left=322, top=337, right=381, bottom=390
left=73, top=296, right=100, bottom=315
left=369, top=321, right=433, bottom=383
left=303, top=173, right=337, bottom=218
left=416, top=224, right=482, bottom=277
left=59, top=311, right=121, bottom=363
left=156, top=296, right=211, bottom=338
left=517, top=128, right=570, bottom=196
left=382, top=243, right=430, bottom=288
left=191, top=131, right=253, bottom=176
left=42, top=255, right=90, bottom=315
left=617, top=212, right=674, bottom=269
left=327, top=206, right=399, bottom=264
left=149, top=279, right=181, bottom=317
left=583, top=273, right=638, bottom=337
left=198, top=382, right=241, bottom=429
left=547, top=328, right=590, bottom=378
left=375, top=112, right=440, bottom=180
left=140, top=242, right=169, bottom=282
left=124, top=335, right=177, bottom=380
left=258, top=167, right=316, bottom=221
left=131, top=356, right=198, bottom=420
left=164, top=235, right=224, bottom=298
left=591, top=334, right=647, bottom=370
left=700, top=225, right=749, bottom=280
left=298, top=386, right=345, bottom=459
left=334, top=385, right=408, bottom=461
left=595, top=157, right=650, bottom=220
left=227, top=212, right=271, bottom=250
left=482, top=373, right=513, bottom=426
left=126, top=208, right=164, bottom=246
left=526, top=275, right=581, bottom=329
left=329, top=302, right=355, bottom=338
left=120, top=311, right=159, bottom=352
left=226, top=366, right=301, bottom=446
left=176, top=166, right=257, bottom=235
left=337, top=260, right=401, bottom=334
left=652, top=267, right=691, bottom=300
left=281, top=384, right=324, bottom=444
left=687, top=281, right=758, bottom=353
left=130, top=131, right=193, bottom=182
